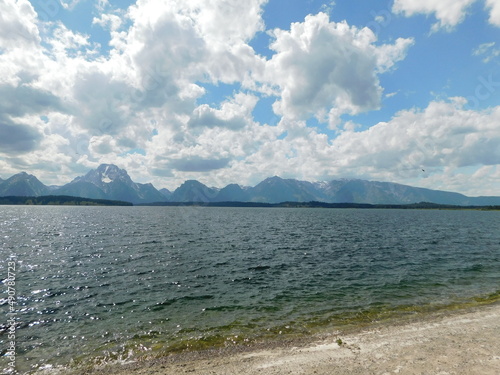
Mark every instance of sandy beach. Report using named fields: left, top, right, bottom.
left=66, top=303, right=500, bottom=375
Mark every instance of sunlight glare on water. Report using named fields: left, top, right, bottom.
left=0, top=206, right=499, bottom=373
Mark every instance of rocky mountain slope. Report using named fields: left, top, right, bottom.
left=1, top=165, right=499, bottom=205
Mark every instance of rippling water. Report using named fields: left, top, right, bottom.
left=1, top=206, right=499, bottom=373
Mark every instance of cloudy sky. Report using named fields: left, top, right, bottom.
left=1, top=0, right=499, bottom=195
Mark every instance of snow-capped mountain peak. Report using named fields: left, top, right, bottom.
left=58, top=164, right=165, bottom=203
left=100, top=165, right=115, bottom=183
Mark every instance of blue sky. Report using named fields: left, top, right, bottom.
left=1, top=0, right=499, bottom=195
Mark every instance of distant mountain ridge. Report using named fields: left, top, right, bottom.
left=1, top=164, right=499, bottom=206
left=56, top=164, right=166, bottom=204
left=0, top=172, right=50, bottom=197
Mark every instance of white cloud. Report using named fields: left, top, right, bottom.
left=393, top=0, right=500, bottom=30
left=392, top=0, right=476, bottom=31
left=374, top=37, right=415, bottom=73
left=47, top=22, right=92, bottom=58
left=88, top=135, right=120, bottom=155
left=220, top=98, right=500, bottom=195
left=1, top=0, right=497, bottom=196
left=485, top=0, right=500, bottom=26
left=93, top=13, right=123, bottom=31
left=124, top=0, right=266, bottom=85
left=189, top=93, right=258, bottom=130
left=331, top=98, right=500, bottom=182
left=185, top=0, right=267, bottom=45
left=5, top=1, right=415, bottom=186
left=143, top=108, right=283, bottom=188
left=231, top=122, right=335, bottom=183
left=95, top=0, right=109, bottom=12
left=473, top=42, right=500, bottom=63
left=60, top=0, right=81, bottom=11
left=0, top=0, right=40, bottom=50
left=320, top=1, right=336, bottom=15
left=262, top=13, right=413, bottom=126
left=473, top=41, right=496, bottom=55
left=416, top=165, right=500, bottom=196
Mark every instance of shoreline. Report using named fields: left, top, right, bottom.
left=62, top=302, right=500, bottom=375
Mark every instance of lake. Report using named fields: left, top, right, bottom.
left=1, top=206, right=499, bottom=373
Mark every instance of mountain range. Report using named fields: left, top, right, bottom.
left=0, top=164, right=499, bottom=206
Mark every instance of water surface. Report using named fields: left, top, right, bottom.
left=1, top=206, right=499, bottom=373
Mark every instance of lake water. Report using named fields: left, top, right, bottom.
left=1, top=206, right=499, bottom=373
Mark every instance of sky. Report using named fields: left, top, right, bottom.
left=1, top=0, right=499, bottom=195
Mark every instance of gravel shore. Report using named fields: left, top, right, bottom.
left=65, top=304, right=500, bottom=375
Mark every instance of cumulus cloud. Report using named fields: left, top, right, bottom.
left=393, top=0, right=476, bottom=31
left=0, top=84, right=64, bottom=117
left=88, top=135, right=121, bottom=155
left=262, top=13, right=413, bottom=126
left=183, top=0, right=267, bottom=44
left=0, top=0, right=416, bottom=186
left=0, top=82, right=64, bottom=155
left=71, top=69, right=135, bottom=136
left=125, top=0, right=266, bottom=89
left=392, top=0, right=500, bottom=30
left=0, top=0, right=40, bottom=49
left=47, top=22, right=92, bottom=56
left=1, top=0, right=496, bottom=196
left=332, top=98, right=500, bottom=178
left=485, top=0, right=500, bottom=26
left=0, top=120, right=42, bottom=154
left=92, top=13, right=123, bottom=31
left=218, top=98, right=500, bottom=196
left=188, top=93, right=258, bottom=130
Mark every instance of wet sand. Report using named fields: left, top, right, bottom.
left=67, top=304, right=500, bottom=375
